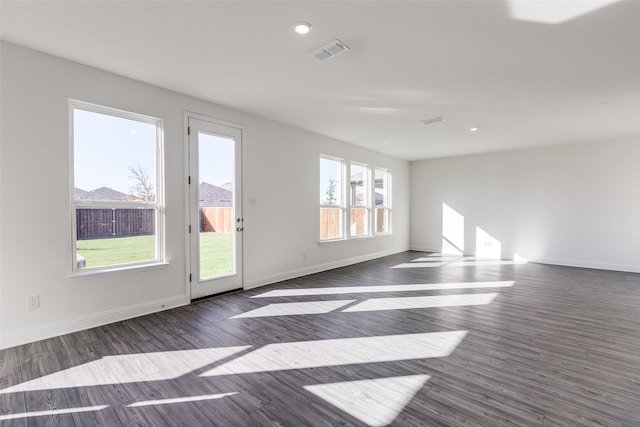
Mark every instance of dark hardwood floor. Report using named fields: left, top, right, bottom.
left=1, top=251, right=640, bottom=426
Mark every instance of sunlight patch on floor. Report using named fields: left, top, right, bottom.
left=410, top=255, right=465, bottom=262
left=0, top=346, right=249, bottom=394
left=304, top=375, right=430, bottom=427
left=128, top=392, right=237, bottom=407
left=343, top=293, right=498, bottom=313
left=252, top=281, right=514, bottom=298
left=200, top=331, right=467, bottom=377
left=392, top=257, right=527, bottom=269
left=0, top=405, right=109, bottom=421
left=391, top=262, right=446, bottom=269
left=231, top=300, right=355, bottom=319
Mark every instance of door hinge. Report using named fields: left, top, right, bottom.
left=189, top=225, right=192, bottom=233
left=189, top=273, right=192, bottom=282
left=188, top=175, right=191, bottom=184
left=188, top=126, right=191, bottom=136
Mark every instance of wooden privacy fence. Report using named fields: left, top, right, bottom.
left=200, top=207, right=234, bottom=233
left=320, top=208, right=367, bottom=239
left=375, top=207, right=386, bottom=233
left=320, top=207, right=342, bottom=240
left=77, top=207, right=384, bottom=240
left=76, top=208, right=155, bottom=240
left=320, top=207, right=386, bottom=239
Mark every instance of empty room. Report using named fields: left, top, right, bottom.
left=1, top=1, right=639, bottom=426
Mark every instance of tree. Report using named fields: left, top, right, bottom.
left=324, top=177, right=337, bottom=205
left=128, top=164, right=155, bottom=201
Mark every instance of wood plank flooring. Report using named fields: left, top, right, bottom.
left=1, top=251, right=640, bottom=426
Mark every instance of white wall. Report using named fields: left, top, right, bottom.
left=410, top=139, right=640, bottom=272
left=0, top=42, right=410, bottom=348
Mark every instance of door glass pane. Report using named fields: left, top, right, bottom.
left=198, top=132, right=235, bottom=280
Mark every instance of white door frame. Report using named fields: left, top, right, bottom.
left=184, top=112, right=244, bottom=300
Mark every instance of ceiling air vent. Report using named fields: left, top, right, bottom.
left=311, top=39, right=350, bottom=61
left=421, top=116, right=445, bottom=125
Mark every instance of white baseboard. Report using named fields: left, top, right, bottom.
left=244, top=247, right=409, bottom=290
left=0, top=295, right=189, bottom=350
left=525, top=256, right=640, bottom=274
left=408, top=245, right=440, bottom=253
left=410, top=246, right=639, bottom=273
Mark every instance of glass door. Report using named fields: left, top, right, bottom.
left=188, top=117, right=242, bottom=299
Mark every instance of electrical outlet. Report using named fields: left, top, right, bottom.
left=28, top=295, right=40, bottom=310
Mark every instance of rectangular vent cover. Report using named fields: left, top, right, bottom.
left=311, top=39, right=350, bottom=61
left=421, top=116, right=446, bottom=125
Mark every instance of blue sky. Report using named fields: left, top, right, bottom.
left=198, top=133, right=233, bottom=187
left=74, top=109, right=234, bottom=194
left=74, top=109, right=156, bottom=194
left=320, top=157, right=342, bottom=204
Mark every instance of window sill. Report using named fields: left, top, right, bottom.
left=68, top=261, right=170, bottom=281
left=319, top=233, right=392, bottom=244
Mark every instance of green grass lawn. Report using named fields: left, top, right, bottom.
left=199, top=232, right=234, bottom=278
left=77, top=235, right=156, bottom=268
left=77, top=232, right=233, bottom=277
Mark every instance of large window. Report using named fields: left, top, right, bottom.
left=70, top=101, right=164, bottom=271
left=320, top=155, right=391, bottom=240
left=375, top=167, right=391, bottom=234
left=349, top=162, right=369, bottom=237
left=319, top=156, right=344, bottom=240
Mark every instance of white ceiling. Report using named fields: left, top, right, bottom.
left=1, top=0, right=639, bottom=161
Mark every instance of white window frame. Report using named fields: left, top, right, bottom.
left=374, top=167, right=392, bottom=235
left=69, top=100, right=165, bottom=273
left=319, top=155, right=346, bottom=241
left=348, top=161, right=371, bottom=238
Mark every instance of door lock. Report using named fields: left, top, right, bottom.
left=236, top=227, right=244, bottom=232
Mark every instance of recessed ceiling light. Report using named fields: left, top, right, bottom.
left=469, top=127, right=479, bottom=132
left=294, top=22, right=312, bottom=35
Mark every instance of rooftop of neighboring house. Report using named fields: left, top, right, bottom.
left=74, top=187, right=128, bottom=201
left=199, top=182, right=232, bottom=207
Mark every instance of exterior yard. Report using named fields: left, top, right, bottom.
left=77, top=232, right=233, bottom=277
left=199, top=232, right=234, bottom=278
left=76, top=235, right=155, bottom=268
